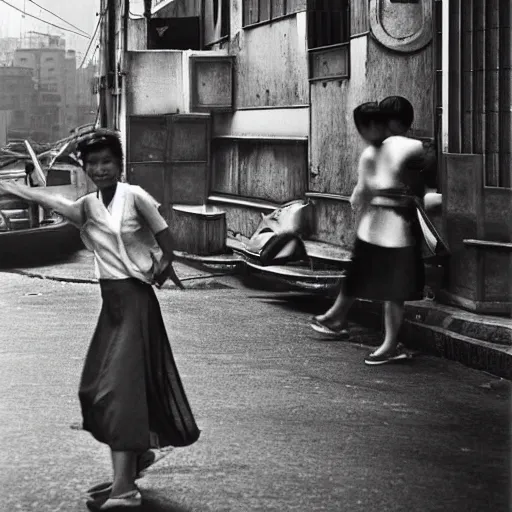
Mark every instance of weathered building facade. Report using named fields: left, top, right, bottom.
left=103, top=0, right=510, bottom=313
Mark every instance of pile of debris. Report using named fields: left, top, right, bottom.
left=0, top=123, right=96, bottom=172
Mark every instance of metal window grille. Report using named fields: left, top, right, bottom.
left=243, top=0, right=307, bottom=27
left=306, top=0, right=349, bottom=50
left=448, top=0, right=511, bottom=188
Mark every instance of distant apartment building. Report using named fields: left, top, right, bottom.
left=0, top=66, right=35, bottom=140
left=0, top=33, right=97, bottom=143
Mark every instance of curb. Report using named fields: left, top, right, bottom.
left=3, top=269, right=98, bottom=285
left=348, top=300, right=512, bottom=380
left=2, top=268, right=236, bottom=290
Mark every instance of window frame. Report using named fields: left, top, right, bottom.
left=203, top=0, right=231, bottom=48
left=242, top=0, right=307, bottom=29
left=306, top=0, right=350, bottom=82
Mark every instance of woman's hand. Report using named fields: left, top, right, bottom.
left=154, top=263, right=185, bottom=290
left=350, top=187, right=368, bottom=212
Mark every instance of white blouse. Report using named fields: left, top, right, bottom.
left=79, top=182, right=169, bottom=283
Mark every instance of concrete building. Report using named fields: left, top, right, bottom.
left=13, top=33, right=77, bottom=141
left=0, top=66, right=35, bottom=140
left=101, top=0, right=511, bottom=314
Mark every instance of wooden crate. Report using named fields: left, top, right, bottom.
left=170, top=204, right=226, bottom=255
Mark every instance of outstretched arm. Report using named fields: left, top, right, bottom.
left=0, top=181, right=85, bottom=226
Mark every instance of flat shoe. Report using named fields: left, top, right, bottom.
left=310, top=317, right=348, bottom=337
left=100, top=490, right=142, bottom=510
left=87, top=482, right=112, bottom=499
left=364, top=350, right=412, bottom=366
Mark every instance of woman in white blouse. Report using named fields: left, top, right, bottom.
left=0, top=130, right=200, bottom=510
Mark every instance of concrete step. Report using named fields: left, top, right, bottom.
left=348, top=299, right=512, bottom=380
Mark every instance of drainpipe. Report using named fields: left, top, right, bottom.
left=144, top=0, right=152, bottom=20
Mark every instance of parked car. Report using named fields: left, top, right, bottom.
left=0, top=162, right=93, bottom=265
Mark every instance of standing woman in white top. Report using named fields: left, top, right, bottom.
left=0, top=130, right=200, bottom=510
left=311, top=101, right=427, bottom=365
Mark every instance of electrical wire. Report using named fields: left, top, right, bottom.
left=27, top=0, right=89, bottom=36
left=79, top=14, right=102, bottom=69
left=0, top=0, right=90, bottom=38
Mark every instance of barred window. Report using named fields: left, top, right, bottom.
left=307, top=0, right=350, bottom=81
left=307, top=0, right=349, bottom=49
left=243, top=0, right=307, bottom=27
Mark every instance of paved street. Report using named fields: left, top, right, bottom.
left=0, top=271, right=510, bottom=512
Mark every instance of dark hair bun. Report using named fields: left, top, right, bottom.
left=379, top=96, right=414, bottom=129
left=353, top=102, right=385, bottom=133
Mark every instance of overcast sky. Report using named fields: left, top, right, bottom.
left=0, top=0, right=101, bottom=59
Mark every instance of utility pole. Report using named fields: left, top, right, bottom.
left=99, top=0, right=116, bottom=129
left=98, top=0, right=107, bottom=127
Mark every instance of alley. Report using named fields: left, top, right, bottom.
left=0, top=272, right=510, bottom=512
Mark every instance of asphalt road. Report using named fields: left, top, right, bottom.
left=0, top=272, right=510, bottom=512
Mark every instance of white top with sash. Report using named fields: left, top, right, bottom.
left=357, top=136, right=424, bottom=248
left=79, top=182, right=169, bottom=283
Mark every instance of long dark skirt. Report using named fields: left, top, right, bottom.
left=79, top=278, right=200, bottom=452
left=344, top=237, right=425, bottom=302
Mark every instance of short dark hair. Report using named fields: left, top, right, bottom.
left=24, top=161, right=35, bottom=173
left=353, top=102, right=385, bottom=133
left=379, top=96, right=414, bottom=130
left=76, top=129, right=123, bottom=164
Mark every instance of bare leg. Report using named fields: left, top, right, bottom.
left=110, top=450, right=138, bottom=496
left=315, top=289, right=355, bottom=331
left=372, top=300, right=404, bottom=356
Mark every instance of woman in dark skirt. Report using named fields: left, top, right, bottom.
left=310, top=100, right=427, bottom=365
left=0, top=129, right=200, bottom=509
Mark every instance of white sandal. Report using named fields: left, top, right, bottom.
left=99, top=490, right=142, bottom=509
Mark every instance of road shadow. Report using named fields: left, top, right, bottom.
left=247, top=293, right=332, bottom=315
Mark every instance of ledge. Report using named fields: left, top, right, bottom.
left=308, top=75, right=349, bottom=83
left=208, top=194, right=279, bottom=212
left=305, top=192, right=351, bottom=202
left=464, top=239, right=512, bottom=251
left=212, top=135, right=308, bottom=143
left=236, top=105, right=309, bottom=111
left=172, top=204, right=226, bottom=218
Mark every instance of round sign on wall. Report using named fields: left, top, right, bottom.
left=369, top=0, right=433, bottom=53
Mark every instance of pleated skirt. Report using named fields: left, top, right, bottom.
left=78, top=278, right=200, bottom=452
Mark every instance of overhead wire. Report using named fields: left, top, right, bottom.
left=79, top=14, right=103, bottom=69
left=0, top=0, right=90, bottom=38
left=27, top=0, right=89, bottom=36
